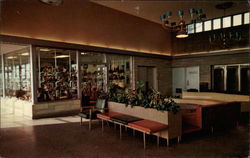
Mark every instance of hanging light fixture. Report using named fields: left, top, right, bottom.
left=160, top=9, right=206, bottom=38
left=39, top=0, right=63, bottom=6
left=208, top=2, right=242, bottom=48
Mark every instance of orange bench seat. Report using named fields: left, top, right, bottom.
left=97, top=112, right=123, bottom=120
left=128, top=120, right=168, bottom=134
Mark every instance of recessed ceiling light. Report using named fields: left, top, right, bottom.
left=39, top=0, right=63, bottom=6
left=40, top=48, right=51, bottom=51
left=21, top=52, right=29, bottom=56
left=55, top=55, right=69, bottom=58
left=81, top=52, right=87, bottom=55
left=7, top=56, right=17, bottom=59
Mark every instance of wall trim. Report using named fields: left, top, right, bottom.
left=0, top=35, right=172, bottom=59
left=172, top=48, right=250, bottom=59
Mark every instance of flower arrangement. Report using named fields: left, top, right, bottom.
left=107, top=81, right=180, bottom=113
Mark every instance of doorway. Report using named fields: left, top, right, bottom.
left=137, top=66, right=157, bottom=91
left=172, top=66, right=200, bottom=96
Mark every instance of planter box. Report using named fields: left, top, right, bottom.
left=108, top=101, right=182, bottom=140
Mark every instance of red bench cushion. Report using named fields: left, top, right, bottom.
left=97, top=112, right=122, bottom=120
left=128, top=120, right=168, bottom=134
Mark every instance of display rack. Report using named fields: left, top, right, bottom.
left=108, top=59, right=130, bottom=87
left=80, top=64, right=106, bottom=100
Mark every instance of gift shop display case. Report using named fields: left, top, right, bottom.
left=37, top=48, right=78, bottom=102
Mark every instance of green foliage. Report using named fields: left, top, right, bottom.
left=97, top=90, right=109, bottom=100
left=107, top=81, right=180, bottom=113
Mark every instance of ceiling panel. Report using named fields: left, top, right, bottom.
left=1, top=43, right=29, bottom=54
left=92, top=1, right=249, bottom=24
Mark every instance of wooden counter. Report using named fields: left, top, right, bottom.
left=174, top=98, right=240, bottom=134
left=182, top=92, right=249, bottom=112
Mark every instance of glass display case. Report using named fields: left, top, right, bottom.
left=79, top=52, right=107, bottom=100
left=4, top=48, right=31, bottom=101
left=106, top=54, right=131, bottom=88
left=37, top=47, right=77, bottom=102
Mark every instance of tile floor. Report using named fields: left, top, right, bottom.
left=0, top=121, right=249, bottom=158
left=0, top=112, right=86, bottom=129
left=0, top=108, right=249, bottom=158
left=0, top=100, right=85, bottom=129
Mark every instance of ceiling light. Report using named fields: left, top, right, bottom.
left=21, top=52, right=29, bottom=56
left=81, top=52, right=87, bottom=55
left=55, top=55, right=69, bottom=58
left=160, top=9, right=206, bottom=38
left=7, top=56, right=17, bottom=59
left=40, top=48, right=51, bottom=52
left=176, top=31, right=189, bottom=38
left=39, top=0, right=63, bottom=6
left=209, top=2, right=243, bottom=49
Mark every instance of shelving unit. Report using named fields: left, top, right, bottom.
left=80, top=64, right=107, bottom=99
left=108, top=58, right=130, bottom=87
left=37, top=49, right=77, bottom=102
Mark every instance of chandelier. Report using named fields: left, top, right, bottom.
left=208, top=31, right=242, bottom=48
left=208, top=2, right=242, bottom=48
left=160, top=9, right=206, bottom=38
left=39, top=0, right=63, bottom=5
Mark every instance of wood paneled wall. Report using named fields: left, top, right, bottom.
left=0, top=0, right=171, bottom=55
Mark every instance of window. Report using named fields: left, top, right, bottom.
left=195, top=22, right=203, bottom=33
left=213, top=64, right=250, bottom=95
left=223, top=16, right=231, bottom=28
left=79, top=52, right=107, bottom=98
left=187, top=12, right=247, bottom=35
left=240, top=65, right=250, bottom=95
left=244, top=12, right=249, bottom=24
left=226, top=66, right=239, bottom=93
left=233, top=14, right=242, bottom=26
left=106, top=54, right=131, bottom=88
left=37, top=48, right=77, bottom=102
left=187, top=24, right=194, bottom=34
left=4, top=47, right=31, bottom=101
left=204, top=20, right=212, bottom=31
left=213, top=18, right=221, bottom=30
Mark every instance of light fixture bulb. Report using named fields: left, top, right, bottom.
left=40, top=0, right=63, bottom=6
left=176, top=34, right=189, bottom=38
left=176, top=29, right=188, bottom=38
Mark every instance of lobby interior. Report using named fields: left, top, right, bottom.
left=0, top=0, right=249, bottom=158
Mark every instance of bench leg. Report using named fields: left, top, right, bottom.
left=178, top=136, right=181, bottom=143
left=101, top=119, right=104, bottom=132
left=120, top=124, right=122, bottom=139
left=89, top=119, right=92, bottom=130
left=167, top=138, right=169, bottom=147
left=143, top=132, right=146, bottom=149
left=80, top=117, right=82, bottom=125
left=133, top=129, right=135, bottom=136
left=125, top=126, right=127, bottom=132
left=211, top=126, right=214, bottom=134
left=157, top=136, right=160, bottom=147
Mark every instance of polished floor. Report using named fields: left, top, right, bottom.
left=0, top=118, right=249, bottom=158
left=0, top=114, right=81, bottom=128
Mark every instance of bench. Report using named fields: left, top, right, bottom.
left=97, top=112, right=169, bottom=149
left=128, top=119, right=168, bottom=148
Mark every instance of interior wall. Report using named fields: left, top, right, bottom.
left=134, top=57, right=172, bottom=96
left=0, top=0, right=171, bottom=55
left=172, top=52, right=249, bottom=90
left=171, top=25, right=249, bottom=56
